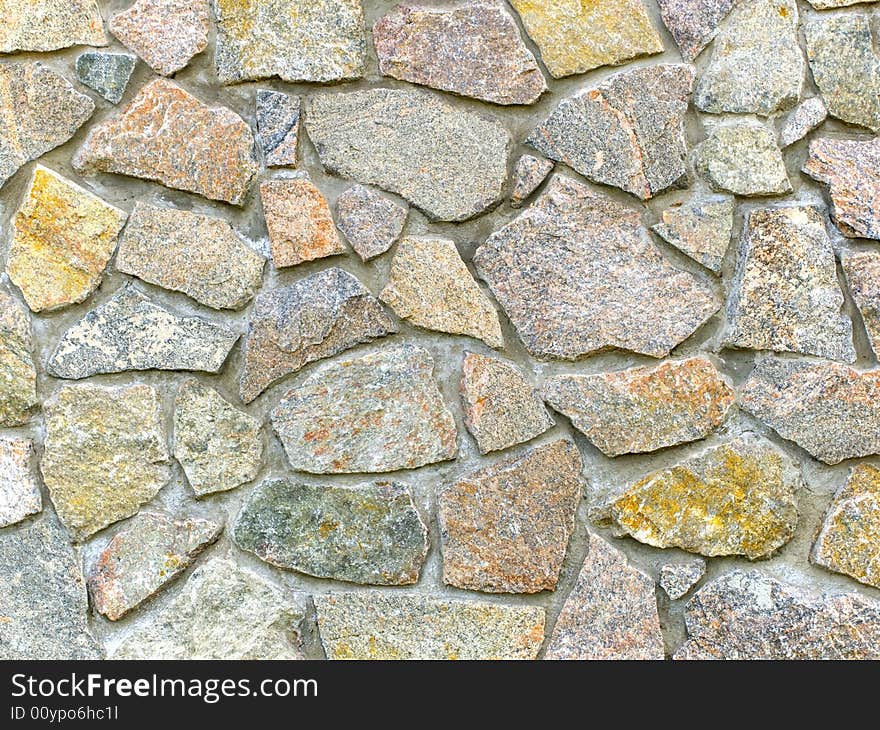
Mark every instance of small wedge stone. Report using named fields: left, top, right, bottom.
left=652, top=195, right=733, bottom=274
left=660, top=558, right=707, bottom=600
left=0, top=437, right=40, bottom=528
left=0, top=289, right=37, bottom=427
left=842, top=252, right=880, bottom=357
left=0, top=0, right=105, bottom=53
left=335, top=185, right=407, bottom=261
left=779, top=98, right=827, bottom=148
left=656, top=0, right=735, bottom=62
left=256, top=90, right=300, bottom=168
left=697, top=121, right=791, bottom=196
left=75, top=52, right=137, bottom=104
left=510, top=155, right=553, bottom=208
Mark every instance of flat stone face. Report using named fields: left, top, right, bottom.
left=41, top=384, right=170, bottom=541
left=213, top=0, right=366, bottom=84
left=0, top=289, right=37, bottom=427
left=110, top=0, right=209, bottom=76
left=335, top=185, right=407, bottom=261
left=509, top=0, right=663, bottom=79
left=374, top=2, right=546, bottom=105
left=545, top=534, right=664, bottom=660
left=256, top=90, right=300, bottom=167
left=779, top=97, right=827, bottom=148
left=380, top=237, right=503, bottom=348
left=660, top=557, right=707, bottom=599
left=460, top=352, right=553, bottom=455
left=0, top=63, right=94, bottom=188
left=804, top=15, right=880, bottom=133
left=7, top=166, right=126, bottom=313
left=73, top=78, right=257, bottom=205
left=239, top=268, right=397, bottom=403
left=48, top=287, right=237, bottom=379
left=174, top=380, right=263, bottom=497
left=803, top=137, right=880, bottom=239
left=233, top=479, right=428, bottom=586
left=438, top=439, right=583, bottom=594
left=315, top=593, right=544, bottom=660
left=260, top=178, right=345, bottom=268
left=543, top=357, right=734, bottom=457
left=843, top=252, right=880, bottom=358
left=676, top=569, right=880, bottom=659
left=697, top=121, right=791, bottom=196
left=0, top=0, right=106, bottom=53
left=305, top=88, right=510, bottom=222
left=88, top=511, right=223, bottom=621
left=112, top=558, right=305, bottom=659
left=526, top=64, right=693, bottom=200
left=694, top=0, right=804, bottom=116
left=0, top=515, right=101, bottom=660
left=812, top=464, right=880, bottom=590
left=739, top=358, right=880, bottom=465
left=611, top=436, right=800, bottom=559
left=75, top=52, right=137, bottom=104
left=652, top=195, right=733, bottom=274
left=656, top=0, right=735, bottom=61
left=0, top=437, right=40, bottom=528
left=474, top=175, right=720, bottom=360
left=271, top=344, right=458, bottom=474
left=116, top=203, right=264, bottom=310
left=724, top=206, right=855, bottom=362
left=510, top=155, right=553, bottom=208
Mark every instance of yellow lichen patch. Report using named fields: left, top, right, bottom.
left=7, top=166, right=126, bottom=313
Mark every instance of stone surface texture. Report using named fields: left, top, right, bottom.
left=0, top=0, right=105, bottom=53
left=656, top=0, right=735, bottom=61
left=843, top=251, right=880, bottom=357
left=779, top=98, right=828, bottom=148
left=0, top=436, right=41, bottom=528
left=256, top=90, right=300, bottom=167
left=659, top=557, right=707, bottom=600
left=75, top=52, right=137, bottom=104
left=510, top=155, right=553, bottom=208
left=697, top=121, right=791, bottom=196
left=652, top=194, right=733, bottom=273
left=0, top=288, right=37, bottom=427
left=335, top=184, right=407, bottom=261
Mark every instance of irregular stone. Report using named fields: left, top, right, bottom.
left=88, top=512, right=223, bottom=621
left=611, top=435, right=800, bottom=559
left=659, top=557, right=707, bottom=600
left=543, top=357, right=735, bottom=457
left=240, top=268, right=397, bottom=403
left=116, top=202, right=265, bottom=310
left=438, top=440, right=583, bottom=593
left=305, top=88, right=510, bottom=222
left=0, top=289, right=37, bottom=427
left=374, top=2, right=546, bottom=105
left=545, top=534, right=664, bottom=660
left=380, top=236, right=503, bottom=348
left=234, top=479, right=428, bottom=585
left=174, top=380, right=263, bottom=497
left=676, top=569, right=880, bottom=659
left=812, top=464, right=880, bottom=590
left=724, top=206, right=855, bottom=362
left=7, top=166, right=126, bottom=313
left=111, top=558, right=305, bottom=659
left=804, top=15, right=880, bottom=133
left=508, top=0, right=663, bottom=79
left=0, top=0, right=105, bottom=53
left=694, top=0, right=804, bottom=116
left=696, top=121, right=791, bottom=196
left=0, top=437, right=40, bottom=528
left=256, top=90, right=300, bottom=168
left=0, top=515, right=101, bottom=660
left=474, top=175, right=720, bottom=360
left=652, top=195, right=733, bottom=273
left=109, top=0, right=210, bottom=77
left=271, top=345, right=457, bottom=474
left=335, top=185, right=407, bottom=261
left=656, top=0, right=735, bottom=61
left=779, top=98, right=827, bottom=148
left=214, top=0, right=366, bottom=84
left=75, top=52, right=137, bottom=104
left=460, top=351, right=554, bottom=454
left=803, top=137, right=880, bottom=239
left=73, top=78, right=257, bottom=205
left=740, top=358, right=880, bottom=465
left=843, top=252, right=880, bottom=358
left=526, top=64, right=694, bottom=200
left=0, top=63, right=94, bottom=188
left=316, top=593, right=544, bottom=660
left=41, top=383, right=170, bottom=541
left=510, top=155, right=553, bottom=208
left=808, top=0, right=877, bottom=5
left=260, top=178, right=345, bottom=268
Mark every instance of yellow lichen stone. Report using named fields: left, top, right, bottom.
left=509, top=0, right=663, bottom=78
left=7, top=166, right=126, bottom=313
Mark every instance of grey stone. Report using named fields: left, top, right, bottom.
left=656, top=0, right=735, bottom=61
left=526, top=64, right=694, bottom=200
left=510, top=155, right=553, bottom=208
left=652, top=195, right=733, bottom=273
left=234, top=479, right=428, bottom=586
left=0, top=288, right=37, bottom=427
left=305, top=88, right=510, bottom=222
left=239, top=268, right=397, bottom=403
left=256, top=90, right=300, bottom=167
left=474, top=175, right=720, bottom=360
left=335, top=185, right=407, bottom=261
left=696, top=121, right=791, bottom=196
left=843, top=252, right=880, bottom=358
left=271, top=344, right=458, bottom=474
left=48, top=287, right=239, bottom=379
left=0, top=437, right=40, bottom=528
left=76, top=52, right=136, bottom=104
left=779, top=98, right=827, bottom=148
left=659, top=557, right=707, bottom=599
left=0, top=0, right=106, bottom=53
